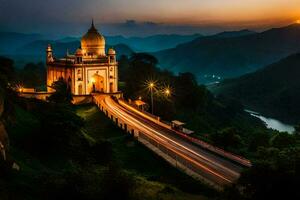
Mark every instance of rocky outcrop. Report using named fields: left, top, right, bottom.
left=0, top=94, right=19, bottom=171
left=0, top=122, right=8, bottom=148
left=0, top=95, right=9, bottom=160
left=0, top=94, right=3, bottom=114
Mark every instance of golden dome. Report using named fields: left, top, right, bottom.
left=81, top=21, right=105, bottom=56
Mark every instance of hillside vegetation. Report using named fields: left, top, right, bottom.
left=119, top=53, right=300, bottom=200
left=0, top=56, right=213, bottom=200
left=211, top=53, right=300, bottom=124
left=1, top=54, right=300, bottom=200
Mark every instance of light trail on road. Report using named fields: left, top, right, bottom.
left=94, top=95, right=245, bottom=186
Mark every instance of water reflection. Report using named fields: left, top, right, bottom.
left=245, top=110, right=295, bottom=134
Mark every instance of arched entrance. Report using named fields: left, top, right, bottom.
left=91, top=74, right=104, bottom=92
left=78, top=84, right=82, bottom=95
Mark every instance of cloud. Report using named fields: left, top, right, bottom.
left=0, top=0, right=297, bottom=36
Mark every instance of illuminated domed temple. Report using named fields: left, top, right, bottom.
left=46, top=21, right=118, bottom=95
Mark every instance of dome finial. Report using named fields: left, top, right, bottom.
left=92, top=18, right=95, bottom=28
left=89, top=18, right=97, bottom=32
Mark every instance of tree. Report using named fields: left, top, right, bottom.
left=129, top=53, right=158, bottom=66
left=122, top=53, right=161, bottom=100
left=18, top=98, right=85, bottom=157
left=270, top=132, right=296, bottom=149
left=19, top=62, right=46, bottom=88
left=118, top=55, right=130, bottom=81
left=0, top=57, right=16, bottom=121
left=0, top=57, right=14, bottom=89
left=237, top=147, right=300, bottom=200
left=295, top=124, right=300, bottom=136
left=48, top=78, right=73, bottom=104
left=211, top=127, right=243, bottom=150
left=248, top=130, right=270, bottom=152
left=174, top=72, right=211, bottom=111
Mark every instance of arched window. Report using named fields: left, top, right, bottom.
left=76, top=57, right=82, bottom=63
left=77, top=69, right=82, bottom=81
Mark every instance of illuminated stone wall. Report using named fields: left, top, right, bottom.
left=47, top=65, right=74, bottom=93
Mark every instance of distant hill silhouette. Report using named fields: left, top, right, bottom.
left=0, top=32, right=201, bottom=56
left=0, top=32, right=45, bottom=54
left=106, top=34, right=202, bottom=52
left=0, top=36, right=134, bottom=69
left=211, top=53, right=300, bottom=124
left=154, top=24, right=300, bottom=82
left=202, top=29, right=256, bottom=39
left=15, top=40, right=134, bottom=58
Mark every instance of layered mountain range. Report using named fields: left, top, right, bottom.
left=154, top=24, right=300, bottom=82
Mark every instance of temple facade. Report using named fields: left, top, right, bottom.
left=46, top=21, right=118, bottom=95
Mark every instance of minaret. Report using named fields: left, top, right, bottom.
left=46, top=44, right=54, bottom=63
left=108, top=47, right=118, bottom=92
left=108, top=47, right=116, bottom=63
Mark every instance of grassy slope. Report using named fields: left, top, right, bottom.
left=76, top=104, right=216, bottom=199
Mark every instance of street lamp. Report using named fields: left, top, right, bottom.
left=17, top=85, right=24, bottom=93
left=149, top=82, right=155, bottom=114
left=164, top=88, right=171, bottom=96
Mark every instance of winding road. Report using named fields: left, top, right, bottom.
left=94, top=95, right=246, bottom=187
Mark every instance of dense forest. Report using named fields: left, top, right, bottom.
left=0, top=54, right=299, bottom=199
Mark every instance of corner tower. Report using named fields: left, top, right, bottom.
left=46, top=44, right=54, bottom=63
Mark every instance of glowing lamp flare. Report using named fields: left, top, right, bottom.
left=149, top=82, right=154, bottom=88
left=165, top=89, right=171, bottom=96
left=17, top=85, right=24, bottom=93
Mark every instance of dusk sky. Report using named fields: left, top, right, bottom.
left=0, top=0, right=299, bottom=36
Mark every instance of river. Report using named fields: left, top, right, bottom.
left=245, top=110, right=295, bottom=134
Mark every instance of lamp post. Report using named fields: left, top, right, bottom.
left=149, top=82, right=154, bottom=114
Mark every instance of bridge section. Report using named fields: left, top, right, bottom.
left=92, top=94, right=250, bottom=189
